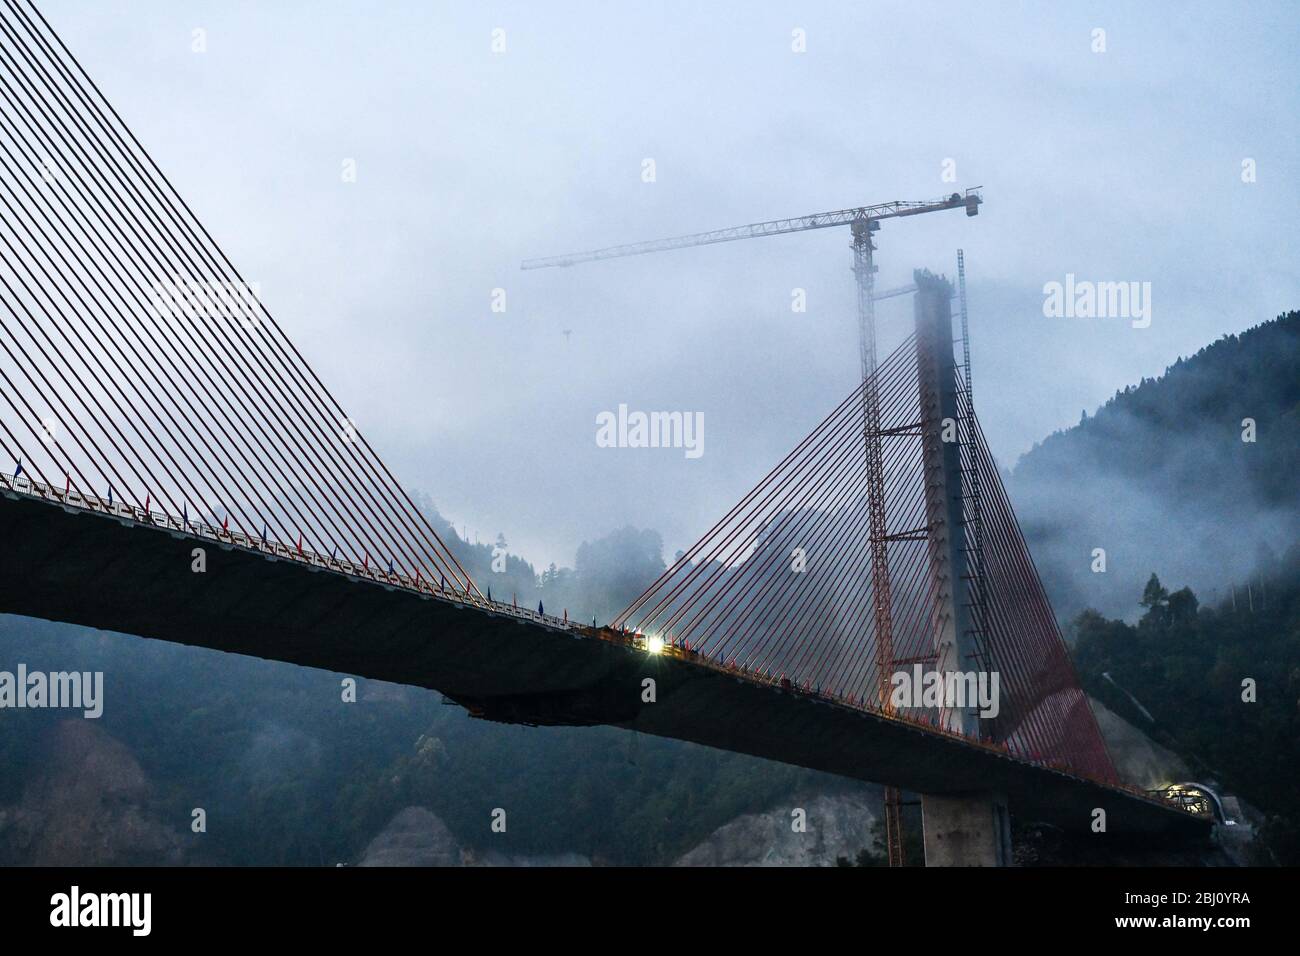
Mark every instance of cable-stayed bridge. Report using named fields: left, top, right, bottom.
left=0, top=0, right=1206, bottom=864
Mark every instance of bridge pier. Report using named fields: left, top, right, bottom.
left=921, top=791, right=1012, bottom=866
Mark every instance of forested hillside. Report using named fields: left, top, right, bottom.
left=1011, top=311, right=1300, bottom=620
left=1071, top=548, right=1300, bottom=864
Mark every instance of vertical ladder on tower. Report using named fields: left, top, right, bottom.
left=956, top=249, right=992, bottom=715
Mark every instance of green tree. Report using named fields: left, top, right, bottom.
left=1140, top=573, right=1170, bottom=627
left=1167, top=586, right=1199, bottom=625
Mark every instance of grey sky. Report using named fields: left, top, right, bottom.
left=43, top=0, right=1300, bottom=568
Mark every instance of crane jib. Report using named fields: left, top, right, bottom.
left=520, top=190, right=981, bottom=270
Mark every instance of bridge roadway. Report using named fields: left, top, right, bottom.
left=0, top=481, right=1208, bottom=843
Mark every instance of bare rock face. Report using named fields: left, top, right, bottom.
left=674, top=790, right=879, bottom=867
left=1, top=719, right=185, bottom=865
left=1089, top=698, right=1190, bottom=789
left=358, top=807, right=591, bottom=867
left=358, top=807, right=461, bottom=867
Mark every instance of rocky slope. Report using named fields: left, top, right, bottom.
left=357, top=807, right=590, bottom=867
left=673, top=789, right=880, bottom=867
left=0, top=719, right=186, bottom=866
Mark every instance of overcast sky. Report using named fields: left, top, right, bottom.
left=41, top=0, right=1300, bottom=568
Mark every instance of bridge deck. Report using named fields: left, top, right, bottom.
left=0, top=487, right=1208, bottom=841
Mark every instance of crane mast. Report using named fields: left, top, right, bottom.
left=853, top=219, right=906, bottom=869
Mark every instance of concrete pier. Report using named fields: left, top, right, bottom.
left=922, top=792, right=1013, bottom=866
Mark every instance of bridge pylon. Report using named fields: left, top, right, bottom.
left=911, top=269, right=1008, bottom=866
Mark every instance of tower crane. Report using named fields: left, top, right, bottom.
left=523, top=188, right=983, bottom=867
left=522, top=188, right=980, bottom=396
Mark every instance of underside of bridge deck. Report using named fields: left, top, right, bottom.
left=0, top=491, right=1209, bottom=845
